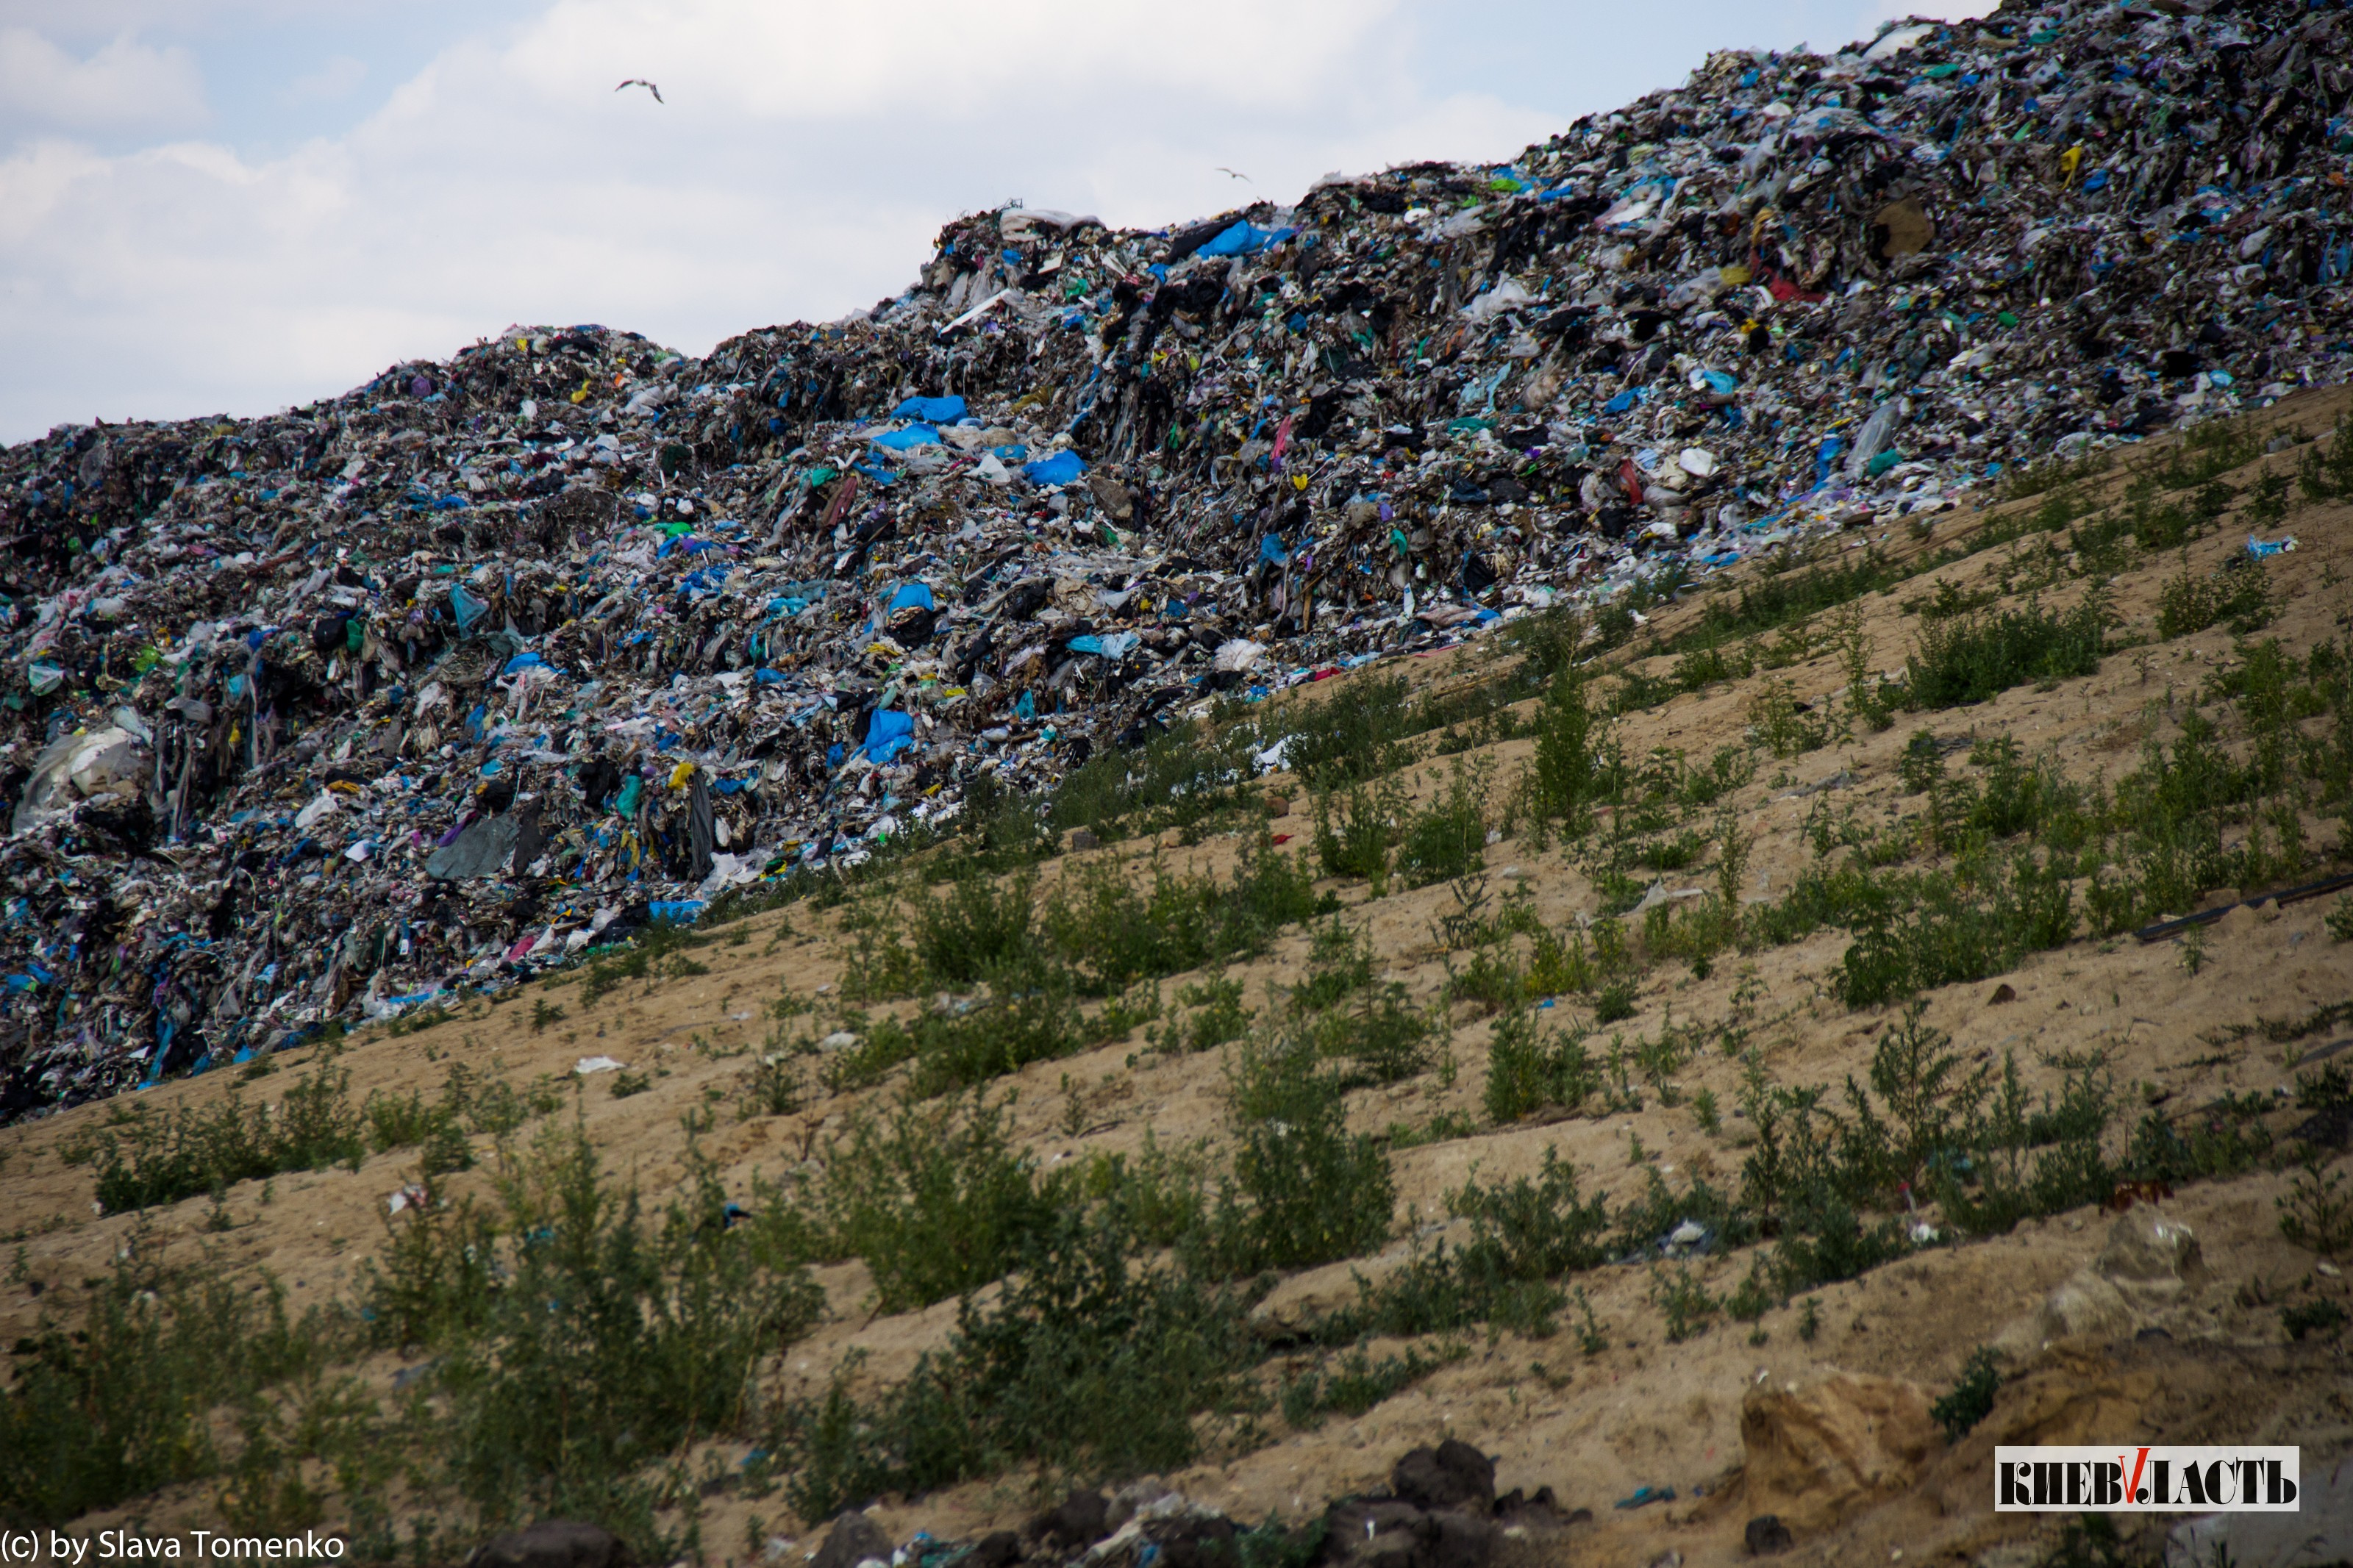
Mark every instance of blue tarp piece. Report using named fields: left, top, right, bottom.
left=1066, top=631, right=1140, bottom=659
left=864, top=709, right=916, bottom=765
left=889, top=582, right=937, bottom=612
left=870, top=423, right=942, bottom=451
left=1815, top=434, right=1846, bottom=482
left=1198, top=221, right=1290, bottom=257
left=891, top=395, right=968, bottom=422
left=648, top=901, right=706, bottom=924
left=1023, top=450, right=1087, bottom=487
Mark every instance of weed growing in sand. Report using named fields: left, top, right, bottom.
left=2155, top=556, right=2274, bottom=640
left=1279, top=1342, right=1463, bottom=1431
left=1649, top=1264, right=1719, bottom=1343
left=1931, top=1347, right=2004, bottom=1440
left=1904, top=592, right=2106, bottom=709
left=756, top=1092, right=1057, bottom=1312
left=2282, top=1298, right=2348, bottom=1342
left=775, top=1206, right=1253, bottom=1522
left=1289, top=920, right=1435, bottom=1086
left=1483, top=1004, right=1600, bottom=1123
left=61, top=1068, right=368, bottom=1213
left=1393, top=757, right=1493, bottom=889
left=1314, top=775, right=1407, bottom=893
left=1195, top=1042, right=1394, bottom=1277
left=2277, top=1155, right=2353, bottom=1260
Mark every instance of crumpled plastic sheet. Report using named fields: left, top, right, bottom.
left=4, top=0, right=2352, bottom=1117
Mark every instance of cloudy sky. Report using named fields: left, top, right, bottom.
left=0, top=0, right=1988, bottom=443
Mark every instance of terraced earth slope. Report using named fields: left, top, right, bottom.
left=4, top=389, right=2351, bottom=1567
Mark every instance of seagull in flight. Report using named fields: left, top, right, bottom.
left=616, top=79, right=664, bottom=103
left=1215, top=167, right=1251, bottom=182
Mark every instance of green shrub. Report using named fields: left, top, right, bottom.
left=418, top=1127, right=820, bottom=1541
left=2277, top=1156, right=2353, bottom=1259
left=2154, top=557, right=2274, bottom=640
left=1483, top=1005, right=1599, bottom=1122
left=1204, top=1044, right=1395, bottom=1275
left=1649, top=1264, right=1719, bottom=1342
left=801, top=1093, right=1060, bottom=1312
left=1931, top=1347, right=2004, bottom=1441
left=2282, top=1298, right=2348, bottom=1342
left=779, top=1206, right=1251, bottom=1520
left=1279, top=1342, right=1460, bottom=1430
left=909, top=870, right=1036, bottom=987
left=65, top=1069, right=368, bottom=1213
left=1834, top=855, right=2075, bottom=1009
left=0, top=1253, right=338, bottom=1526
left=1313, top=776, right=1405, bottom=892
left=1045, top=835, right=1332, bottom=991
left=1290, top=922, right=1434, bottom=1086
left=1905, top=593, right=2104, bottom=709
left=1394, top=759, right=1491, bottom=889
left=1528, top=670, right=1610, bottom=830
left=2295, top=410, right=2353, bottom=501
left=1048, top=726, right=1256, bottom=843
left=1268, top=675, right=1420, bottom=787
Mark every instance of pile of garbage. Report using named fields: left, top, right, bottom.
left=5, top=0, right=2352, bottom=1115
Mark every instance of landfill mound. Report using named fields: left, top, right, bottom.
left=4, top=0, right=2353, bottom=1116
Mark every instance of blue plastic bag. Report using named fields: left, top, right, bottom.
left=1198, top=221, right=1290, bottom=258
left=1023, top=450, right=1087, bottom=487
left=890, top=582, right=937, bottom=613
left=450, top=583, right=488, bottom=633
left=871, top=423, right=941, bottom=451
left=890, top=395, right=967, bottom=423
left=864, top=709, right=915, bottom=765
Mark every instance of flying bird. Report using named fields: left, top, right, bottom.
left=1215, top=167, right=1251, bottom=182
left=615, top=79, right=664, bottom=103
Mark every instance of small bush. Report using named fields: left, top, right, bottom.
left=1157, top=975, right=1254, bottom=1054
left=1291, top=922, right=1435, bottom=1086
left=909, top=871, right=1037, bottom=988
left=1045, top=834, right=1333, bottom=991
left=418, top=1126, right=821, bottom=1542
left=805, top=1093, right=1059, bottom=1312
left=1270, top=675, right=1420, bottom=787
left=1906, top=593, right=2104, bottom=709
left=1204, top=1043, right=1396, bottom=1275
left=0, top=1253, right=338, bottom=1526
left=1930, top=1347, right=2003, bottom=1441
left=1313, top=777, right=1406, bottom=892
left=2154, top=557, right=2274, bottom=640
left=1280, top=1342, right=1458, bottom=1430
left=1527, top=670, right=1610, bottom=831
left=1484, top=1006, right=1599, bottom=1122
left=2282, top=1299, right=2348, bottom=1342
left=1393, top=759, right=1491, bottom=889
left=1649, top=1264, right=1719, bottom=1342
left=64, top=1069, right=368, bottom=1213
left=779, top=1206, right=1251, bottom=1520
left=2277, top=1156, right=2353, bottom=1259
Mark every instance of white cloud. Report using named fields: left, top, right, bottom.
left=283, top=54, right=367, bottom=104
left=0, top=27, right=207, bottom=134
